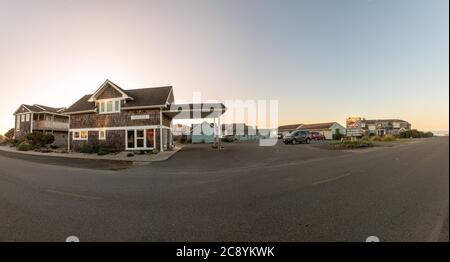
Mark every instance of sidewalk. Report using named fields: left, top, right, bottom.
left=0, top=145, right=182, bottom=162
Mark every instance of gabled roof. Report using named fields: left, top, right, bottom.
left=65, top=82, right=173, bottom=114
left=363, top=119, right=409, bottom=124
left=300, top=122, right=337, bottom=130
left=88, top=79, right=133, bottom=102
left=13, top=104, right=66, bottom=115
left=278, top=124, right=303, bottom=131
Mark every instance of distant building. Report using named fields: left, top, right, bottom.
left=278, top=122, right=345, bottom=139
left=171, top=124, right=191, bottom=136
left=277, top=124, right=303, bottom=137
left=190, top=121, right=215, bottom=144
left=13, top=104, right=69, bottom=147
left=222, top=123, right=258, bottom=141
left=300, top=122, right=346, bottom=140
left=346, top=117, right=411, bottom=136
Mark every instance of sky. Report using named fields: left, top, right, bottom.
left=0, top=0, right=448, bottom=134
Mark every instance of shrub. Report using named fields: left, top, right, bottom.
left=17, top=141, right=33, bottom=151
left=399, top=129, right=434, bottom=138
left=79, top=143, right=95, bottom=153
left=382, top=134, right=396, bottom=141
left=333, top=129, right=343, bottom=140
left=26, top=132, right=55, bottom=147
left=329, top=139, right=373, bottom=149
left=126, top=153, right=134, bottom=157
left=97, top=148, right=109, bottom=156
left=371, top=135, right=383, bottom=141
left=43, top=134, right=55, bottom=145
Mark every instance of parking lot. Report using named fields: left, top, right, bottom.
left=0, top=137, right=448, bottom=241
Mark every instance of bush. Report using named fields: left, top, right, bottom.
left=126, top=152, right=134, bottom=157
left=371, top=135, right=396, bottom=142
left=26, top=132, right=55, bottom=147
left=382, top=135, right=396, bottom=141
left=97, top=148, right=109, bottom=156
left=399, top=129, right=434, bottom=138
left=333, top=129, right=343, bottom=140
left=329, top=139, right=373, bottom=149
left=17, top=141, right=33, bottom=151
left=79, top=143, right=95, bottom=153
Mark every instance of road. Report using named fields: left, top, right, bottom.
left=0, top=137, right=448, bottom=242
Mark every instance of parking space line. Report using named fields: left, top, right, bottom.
left=313, top=172, right=352, bottom=185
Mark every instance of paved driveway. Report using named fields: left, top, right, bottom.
left=0, top=138, right=448, bottom=241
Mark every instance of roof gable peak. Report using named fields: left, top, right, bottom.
left=88, top=79, right=133, bottom=102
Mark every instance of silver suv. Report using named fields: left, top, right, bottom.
left=283, top=130, right=311, bottom=144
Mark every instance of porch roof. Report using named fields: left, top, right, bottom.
left=162, top=103, right=226, bottom=119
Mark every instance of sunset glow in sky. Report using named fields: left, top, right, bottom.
left=0, top=0, right=448, bottom=134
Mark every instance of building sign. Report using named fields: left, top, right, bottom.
left=346, top=117, right=362, bottom=129
left=346, top=117, right=363, bottom=137
left=131, top=115, right=150, bottom=120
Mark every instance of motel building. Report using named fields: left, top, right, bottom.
left=64, top=80, right=226, bottom=152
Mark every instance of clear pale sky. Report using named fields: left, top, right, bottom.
left=0, top=0, right=448, bottom=134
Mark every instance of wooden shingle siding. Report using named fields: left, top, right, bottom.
left=162, top=114, right=171, bottom=127
left=70, top=130, right=126, bottom=152
left=69, top=109, right=161, bottom=129
left=96, top=84, right=123, bottom=99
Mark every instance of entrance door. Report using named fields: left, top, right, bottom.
left=146, top=129, right=155, bottom=148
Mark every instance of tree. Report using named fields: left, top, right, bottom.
left=4, top=128, right=14, bottom=140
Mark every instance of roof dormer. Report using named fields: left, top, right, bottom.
left=87, top=79, right=134, bottom=102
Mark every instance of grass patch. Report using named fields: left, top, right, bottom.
left=371, top=135, right=396, bottom=142
left=328, top=139, right=373, bottom=149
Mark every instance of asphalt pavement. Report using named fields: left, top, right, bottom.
left=0, top=137, right=448, bottom=241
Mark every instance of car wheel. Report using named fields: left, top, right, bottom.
left=292, top=139, right=297, bottom=145
left=306, top=138, right=310, bottom=144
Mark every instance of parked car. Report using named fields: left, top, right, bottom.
left=283, top=130, right=311, bottom=144
left=221, top=135, right=235, bottom=142
left=277, top=133, right=284, bottom=139
left=310, top=131, right=325, bottom=140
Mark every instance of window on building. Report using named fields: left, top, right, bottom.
left=127, top=130, right=135, bottom=148
left=25, top=114, right=30, bottom=122
left=99, top=130, right=106, bottom=140
left=126, top=128, right=156, bottom=150
left=136, top=129, right=144, bottom=148
left=73, top=131, right=88, bottom=140
left=21, top=114, right=25, bottom=122
left=80, top=131, right=88, bottom=139
left=16, top=116, right=20, bottom=131
left=99, top=99, right=120, bottom=114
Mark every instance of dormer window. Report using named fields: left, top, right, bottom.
left=98, top=99, right=121, bottom=114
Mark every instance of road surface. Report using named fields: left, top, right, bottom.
left=0, top=137, right=448, bottom=241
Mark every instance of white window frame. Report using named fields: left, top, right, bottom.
left=25, top=113, right=30, bottom=122
left=98, top=98, right=121, bottom=114
left=21, top=114, right=25, bottom=122
left=125, top=128, right=156, bottom=150
left=73, top=130, right=88, bottom=140
left=99, top=129, right=106, bottom=140
left=16, top=115, right=20, bottom=131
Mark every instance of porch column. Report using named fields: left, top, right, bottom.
left=217, top=116, right=221, bottom=150
left=30, top=113, right=34, bottom=133
left=160, top=109, right=163, bottom=152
